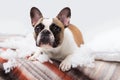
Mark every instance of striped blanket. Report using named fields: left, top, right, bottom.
left=81, top=61, right=120, bottom=80
left=1, top=55, right=120, bottom=80
left=0, top=56, right=91, bottom=80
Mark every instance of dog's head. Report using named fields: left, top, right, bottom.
left=30, top=7, right=71, bottom=49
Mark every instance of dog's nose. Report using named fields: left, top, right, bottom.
left=42, top=30, right=50, bottom=35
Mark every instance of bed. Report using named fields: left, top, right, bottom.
left=0, top=35, right=120, bottom=80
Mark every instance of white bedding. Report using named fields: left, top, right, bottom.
left=85, top=27, right=120, bottom=61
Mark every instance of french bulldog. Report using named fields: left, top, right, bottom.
left=30, top=7, right=84, bottom=71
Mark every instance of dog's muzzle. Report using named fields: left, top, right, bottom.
left=36, top=29, right=54, bottom=48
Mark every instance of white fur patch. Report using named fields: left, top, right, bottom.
left=42, top=18, right=53, bottom=30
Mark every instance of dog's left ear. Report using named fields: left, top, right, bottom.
left=30, top=7, right=43, bottom=26
left=57, top=7, right=71, bottom=27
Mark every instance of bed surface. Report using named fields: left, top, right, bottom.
left=0, top=35, right=120, bottom=80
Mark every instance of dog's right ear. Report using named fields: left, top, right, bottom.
left=30, top=7, right=43, bottom=26
left=57, top=7, right=71, bottom=27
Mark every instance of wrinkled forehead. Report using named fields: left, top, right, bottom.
left=34, top=18, right=64, bottom=29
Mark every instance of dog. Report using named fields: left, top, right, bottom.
left=29, top=7, right=85, bottom=71
left=0, top=7, right=119, bottom=74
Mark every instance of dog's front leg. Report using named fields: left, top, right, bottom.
left=59, top=55, right=72, bottom=71
left=28, top=49, right=40, bottom=61
left=59, top=46, right=95, bottom=71
left=29, top=48, right=44, bottom=61
left=29, top=48, right=51, bottom=63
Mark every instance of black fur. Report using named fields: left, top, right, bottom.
left=50, top=23, right=61, bottom=48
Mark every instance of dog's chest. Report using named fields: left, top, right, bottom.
left=45, top=48, right=72, bottom=60
left=44, top=28, right=78, bottom=60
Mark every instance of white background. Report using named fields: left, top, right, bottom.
left=0, top=0, right=120, bottom=43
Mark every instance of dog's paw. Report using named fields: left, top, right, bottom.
left=29, top=50, right=50, bottom=63
left=28, top=48, right=42, bottom=61
left=36, top=52, right=50, bottom=63
left=28, top=54, right=37, bottom=61
left=59, top=58, right=72, bottom=71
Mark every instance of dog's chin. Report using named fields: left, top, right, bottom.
left=38, top=42, right=53, bottom=49
left=40, top=44, right=53, bottom=49
left=36, top=39, right=61, bottom=49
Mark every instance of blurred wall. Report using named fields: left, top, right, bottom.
left=0, top=0, right=120, bottom=43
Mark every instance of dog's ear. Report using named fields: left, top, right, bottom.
left=57, top=7, right=71, bottom=27
left=30, top=7, right=43, bottom=26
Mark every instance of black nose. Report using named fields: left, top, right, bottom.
left=41, top=30, right=50, bottom=35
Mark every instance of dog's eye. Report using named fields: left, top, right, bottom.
left=50, top=24, right=61, bottom=33
left=35, top=23, right=45, bottom=33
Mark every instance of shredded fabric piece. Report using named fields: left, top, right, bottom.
left=3, top=58, right=18, bottom=73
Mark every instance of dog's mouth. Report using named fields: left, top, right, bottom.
left=36, top=35, right=54, bottom=49
left=39, top=42, right=53, bottom=49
